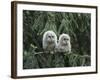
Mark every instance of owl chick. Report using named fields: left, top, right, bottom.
left=43, top=31, right=57, bottom=52
left=57, top=34, right=71, bottom=53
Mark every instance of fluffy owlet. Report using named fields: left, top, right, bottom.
left=43, top=31, right=57, bottom=52
left=57, top=33, right=71, bottom=53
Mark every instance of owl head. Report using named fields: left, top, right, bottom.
left=43, top=30, right=57, bottom=44
left=59, top=33, right=70, bottom=46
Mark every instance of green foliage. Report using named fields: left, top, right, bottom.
left=23, top=10, right=91, bottom=69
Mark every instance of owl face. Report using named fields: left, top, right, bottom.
left=59, top=34, right=70, bottom=46
left=46, top=32, right=56, bottom=43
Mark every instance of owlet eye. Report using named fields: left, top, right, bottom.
left=66, top=38, right=69, bottom=40
left=64, top=38, right=67, bottom=40
left=52, top=36, right=54, bottom=38
left=48, top=36, right=51, bottom=38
